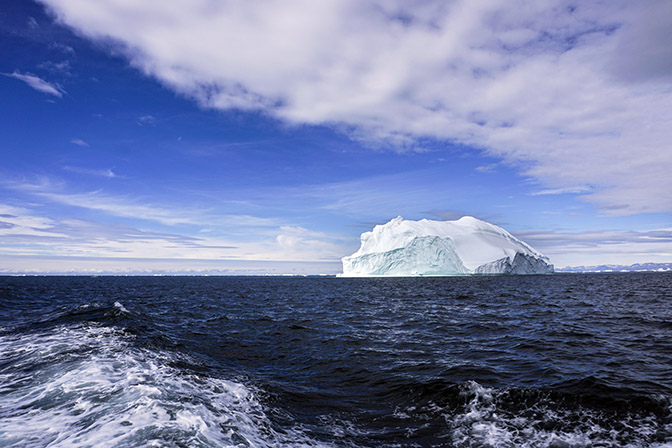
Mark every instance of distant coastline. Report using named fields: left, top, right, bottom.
left=556, top=262, right=672, bottom=273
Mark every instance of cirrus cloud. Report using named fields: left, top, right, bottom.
left=3, top=71, right=65, bottom=97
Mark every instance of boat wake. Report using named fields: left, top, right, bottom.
left=0, top=321, right=329, bottom=448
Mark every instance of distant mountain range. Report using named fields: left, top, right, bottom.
left=557, top=262, right=672, bottom=273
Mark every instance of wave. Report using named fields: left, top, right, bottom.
left=2, top=300, right=671, bottom=447
left=0, top=321, right=331, bottom=448
left=275, top=374, right=672, bottom=447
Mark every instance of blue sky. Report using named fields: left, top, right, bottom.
left=1, top=0, right=671, bottom=274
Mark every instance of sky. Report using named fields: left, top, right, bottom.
left=1, top=0, right=671, bottom=274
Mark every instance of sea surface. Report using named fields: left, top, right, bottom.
left=1, top=273, right=671, bottom=447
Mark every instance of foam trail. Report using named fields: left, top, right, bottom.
left=0, top=324, right=331, bottom=448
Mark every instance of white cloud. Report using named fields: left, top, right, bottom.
left=63, top=166, right=117, bottom=178
left=32, top=189, right=224, bottom=226
left=70, top=138, right=89, bottom=147
left=0, top=204, right=238, bottom=259
left=49, top=42, right=76, bottom=55
left=273, top=225, right=344, bottom=260
left=515, top=227, right=672, bottom=267
left=0, top=201, right=347, bottom=268
left=3, top=71, right=65, bottom=97
left=38, top=60, right=72, bottom=76
left=40, top=0, right=672, bottom=214
left=0, top=204, right=57, bottom=232
left=136, top=114, right=157, bottom=126
left=7, top=178, right=282, bottom=229
left=531, top=186, right=592, bottom=196
left=475, top=163, right=498, bottom=174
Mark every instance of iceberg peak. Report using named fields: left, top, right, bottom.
left=341, top=216, right=553, bottom=277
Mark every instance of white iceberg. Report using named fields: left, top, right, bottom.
left=341, top=216, right=553, bottom=276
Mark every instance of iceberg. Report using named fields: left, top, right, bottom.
left=341, top=216, right=553, bottom=276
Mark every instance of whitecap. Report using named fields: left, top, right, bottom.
left=449, top=380, right=671, bottom=448
left=113, top=301, right=129, bottom=314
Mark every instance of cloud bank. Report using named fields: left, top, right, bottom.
left=516, top=227, right=672, bottom=267
left=40, top=0, right=672, bottom=214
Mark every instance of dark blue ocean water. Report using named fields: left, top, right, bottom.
left=1, top=273, right=671, bottom=447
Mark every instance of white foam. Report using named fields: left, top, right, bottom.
left=0, top=324, right=332, bottom=448
left=113, top=301, right=129, bottom=313
left=449, top=381, right=670, bottom=448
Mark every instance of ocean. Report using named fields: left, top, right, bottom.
left=1, top=273, right=671, bottom=447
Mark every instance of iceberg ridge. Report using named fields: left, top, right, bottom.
left=341, top=216, right=553, bottom=277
